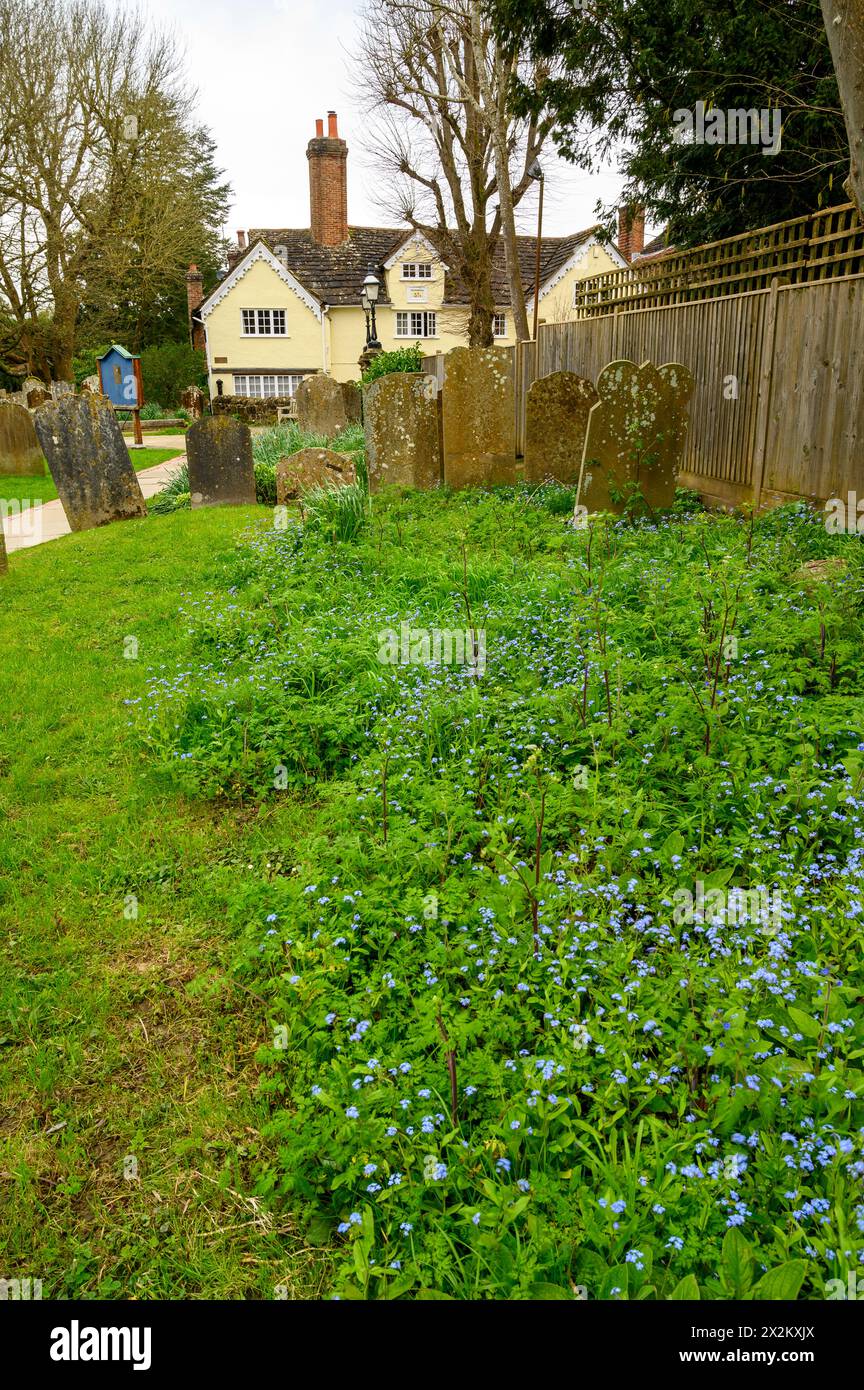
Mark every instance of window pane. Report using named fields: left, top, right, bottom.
left=248, top=376, right=262, bottom=398
left=396, top=312, right=407, bottom=336
left=427, top=312, right=436, bottom=337
left=273, top=310, right=286, bottom=335
left=234, top=376, right=247, bottom=395
left=257, top=310, right=271, bottom=334
left=419, top=263, right=432, bottom=278
left=242, top=311, right=255, bottom=335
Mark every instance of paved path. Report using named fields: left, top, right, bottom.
left=3, top=453, right=186, bottom=554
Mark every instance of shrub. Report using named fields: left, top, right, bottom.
left=301, top=481, right=370, bottom=541
left=361, top=345, right=423, bottom=385
left=139, top=341, right=206, bottom=409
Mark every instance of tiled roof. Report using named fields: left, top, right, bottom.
left=227, top=224, right=602, bottom=307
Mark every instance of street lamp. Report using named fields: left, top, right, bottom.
left=360, top=285, right=371, bottom=345
left=528, top=159, right=544, bottom=343
left=363, top=266, right=380, bottom=347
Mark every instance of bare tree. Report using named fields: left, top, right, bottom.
left=354, top=0, right=552, bottom=345
left=820, top=0, right=864, bottom=218
left=0, top=0, right=228, bottom=378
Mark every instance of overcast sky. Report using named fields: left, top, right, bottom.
left=144, top=0, right=629, bottom=243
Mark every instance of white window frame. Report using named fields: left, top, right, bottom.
left=240, top=308, right=288, bottom=337
left=233, top=374, right=303, bottom=399
left=401, top=262, right=433, bottom=280
left=395, top=310, right=437, bottom=339
left=493, top=313, right=507, bottom=338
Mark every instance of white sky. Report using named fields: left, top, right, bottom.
left=143, top=0, right=630, bottom=243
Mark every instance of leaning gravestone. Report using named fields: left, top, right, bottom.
left=34, top=394, right=147, bottom=530
left=295, top=374, right=348, bottom=437
left=364, top=373, right=440, bottom=491
left=524, top=371, right=598, bottom=485
left=577, top=360, right=694, bottom=515
left=186, top=416, right=256, bottom=508
left=276, top=448, right=355, bottom=503
left=0, top=400, right=46, bottom=476
left=442, top=347, right=516, bottom=488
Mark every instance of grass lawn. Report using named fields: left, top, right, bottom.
left=1, top=486, right=863, bottom=1301
left=0, top=508, right=328, bottom=1299
left=0, top=447, right=186, bottom=510
left=122, top=427, right=189, bottom=438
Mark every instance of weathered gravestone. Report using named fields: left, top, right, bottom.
left=442, top=347, right=516, bottom=488
left=523, top=371, right=598, bottom=485
left=341, top=381, right=362, bottom=425
left=577, top=360, right=694, bottom=515
left=51, top=381, right=74, bottom=399
left=185, top=416, right=256, bottom=508
left=276, top=448, right=356, bottom=504
left=364, top=373, right=441, bottom=491
left=0, top=400, right=46, bottom=476
left=295, top=374, right=348, bottom=437
left=80, top=374, right=101, bottom=395
left=26, top=387, right=51, bottom=409
left=34, top=394, right=147, bottom=530
left=180, top=385, right=205, bottom=419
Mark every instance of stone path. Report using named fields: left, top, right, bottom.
left=3, top=452, right=186, bottom=554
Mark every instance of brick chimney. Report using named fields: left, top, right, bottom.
left=186, top=263, right=205, bottom=351
left=307, top=111, right=348, bottom=246
left=618, top=205, right=645, bottom=261
left=237, top=230, right=247, bottom=250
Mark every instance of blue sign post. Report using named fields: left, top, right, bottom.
left=97, top=345, right=144, bottom=446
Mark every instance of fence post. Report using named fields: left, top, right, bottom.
left=751, top=278, right=780, bottom=510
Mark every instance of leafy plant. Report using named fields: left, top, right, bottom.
left=361, top=345, right=424, bottom=384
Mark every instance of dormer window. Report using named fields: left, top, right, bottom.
left=401, top=262, right=433, bottom=280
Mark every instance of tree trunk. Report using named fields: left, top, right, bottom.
left=463, top=227, right=495, bottom=346
left=491, top=127, right=531, bottom=342
left=821, top=0, right=864, bottom=219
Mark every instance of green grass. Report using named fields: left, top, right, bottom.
left=1, top=447, right=186, bottom=510
left=0, top=508, right=329, bottom=1299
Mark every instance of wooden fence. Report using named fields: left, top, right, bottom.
left=425, top=269, right=864, bottom=507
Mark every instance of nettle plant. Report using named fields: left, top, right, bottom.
left=137, top=492, right=864, bottom=1298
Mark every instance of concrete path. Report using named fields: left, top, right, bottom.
left=3, top=453, right=186, bottom=555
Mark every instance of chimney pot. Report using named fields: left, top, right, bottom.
left=237, top=230, right=247, bottom=249
left=327, top=111, right=338, bottom=137
left=315, top=118, right=324, bottom=137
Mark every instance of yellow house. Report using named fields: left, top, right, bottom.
left=192, top=113, right=627, bottom=400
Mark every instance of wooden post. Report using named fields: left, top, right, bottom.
left=751, top=278, right=780, bottom=510
left=133, top=407, right=143, bottom=447
left=532, top=175, right=544, bottom=343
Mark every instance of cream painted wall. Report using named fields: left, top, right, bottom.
left=533, top=240, right=621, bottom=329
left=203, top=257, right=324, bottom=395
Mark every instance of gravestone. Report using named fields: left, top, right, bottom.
left=51, top=381, right=74, bottom=399
left=33, top=393, right=147, bottom=530
left=26, top=387, right=51, bottom=409
left=185, top=416, right=256, bottom=508
left=523, top=371, right=598, bottom=485
left=295, top=374, right=348, bottom=437
left=180, top=385, right=205, bottom=419
left=442, top=347, right=516, bottom=488
left=276, top=448, right=356, bottom=503
left=364, top=373, right=440, bottom=491
left=341, top=381, right=361, bottom=425
left=0, top=400, right=46, bottom=476
left=577, top=360, right=694, bottom=515
left=80, top=374, right=101, bottom=395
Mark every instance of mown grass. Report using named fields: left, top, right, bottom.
left=1, top=446, right=187, bottom=511
left=0, top=508, right=330, bottom=1299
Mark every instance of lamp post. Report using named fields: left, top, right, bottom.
left=528, top=159, right=544, bottom=343
left=361, top=286, right=371, bottom=346
left=363, top=269, right=382, bottom=349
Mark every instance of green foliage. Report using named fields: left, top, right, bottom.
left=71, top=343, right=110, bottom=386
left=139, top=341, right=206, bottom=409
left=135, top=490, right=864, bottom=1299
left=301, top=481, right=371, bottom=542
left=361, top=345, right=424, bottom=384
left=493, top=0, right=847, bottom=245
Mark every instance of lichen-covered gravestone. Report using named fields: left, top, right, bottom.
left=577, top=360, right=694, bottom=515
left=276, top=448, right=355, bottom=503
left=186, top=416, right=256, bottom=508
left=295, top=374, right=348, bottom=437
left=441, top=347, right=516, bottom=488
left=364, top=373, right=441, bottom=491
left=33, top=394, right=147, bottom=530
left=180, top=385, right=204, bottom=419
left=341, top=381, right=362, bottom=426
left=0, top=400, right=46, bottom=476
left=80, top=374, right=101, bottom=395
left=523, top=371, right=599, bottom=485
